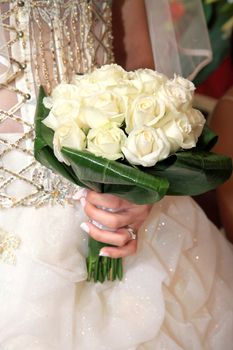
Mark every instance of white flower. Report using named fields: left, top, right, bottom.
left=51, top=83, right=80, bottom=101
left=109, top=80, right=142, bottom=97
left=53, top=122, right=86, bottom=164
left=42, top=99, right=81, bottom=131
left=130, top=68, right=168, bottom=94
left=72, top=74, right=105, bottom=96
left=126, top=95, right=166, bottom=133
left=73, top=65, right=128, bottom=92
left=43, top=84, right=80, bottom=110
left=80, top=91, right=126, bottom=129
left=87, top=123, right=127, bottom=160
left=122, top=126, right=170, bottom=167
left=161, top=115, right=193, bottom=152
left=158, top=74, right=195, bottom=111
left=188, top=108, right=206, bottom=139
left=160, top=109, right=205, bottom=152
left=43, top=96, right=53, bottom=109
left=73, top=65, right=130, bottom=98
left=90, top=64, right=128, bottom=86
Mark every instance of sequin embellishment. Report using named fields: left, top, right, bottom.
left=0, top=229, right=21, bottom=265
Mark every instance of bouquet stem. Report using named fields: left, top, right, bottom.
left=86, top=236, right=123, bottom=283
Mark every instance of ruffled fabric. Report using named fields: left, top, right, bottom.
left=0, top=197, right=232, bottom=350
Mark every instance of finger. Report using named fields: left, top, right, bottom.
left=83, top=200, right=134, bottom=230
left=72, top=188, right=89, bottom=201
left=80, top=222, right=130, bottom=247
left=86, top=191, right=130, bottom=211
left=100, top=239, right=137, bottom=259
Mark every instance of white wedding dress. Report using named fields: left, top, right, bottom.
left=0, top=2, right=233, bottom=350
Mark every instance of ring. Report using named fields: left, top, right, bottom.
left=126, top=226, right=137, bottom=240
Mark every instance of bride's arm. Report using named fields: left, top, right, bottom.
left=112, top=0, right=154, bottom=70
left=210, top=87, right=233, bottom=242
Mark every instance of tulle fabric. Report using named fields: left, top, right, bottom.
left=0, top=194, right=232, bottom=350
left=145, top=0, right=212, bottom=80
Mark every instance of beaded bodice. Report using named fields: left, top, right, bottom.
left=0, top=0, right=113, bottom=208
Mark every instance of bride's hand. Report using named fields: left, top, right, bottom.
left=77, top=190, right=152, bottom=258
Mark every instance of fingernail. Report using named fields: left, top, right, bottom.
left=99, top=250, right=110, bottom=257
left=80, top=197, right=86, bottom=208
left=91, top=220, right=104, bottom=230
left=80, top=222, right=90, bottom=233
left=72, top=188, right=87, bottom=201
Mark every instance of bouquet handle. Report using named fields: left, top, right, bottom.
left=86, top=206, right=123, bottom=283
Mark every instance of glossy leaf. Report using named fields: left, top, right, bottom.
left=61, top=147, right=169, bottom=204
left=148, top=150, right=232, bottom=195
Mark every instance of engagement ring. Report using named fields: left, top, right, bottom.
left=126, top=226, right=137, bottom=240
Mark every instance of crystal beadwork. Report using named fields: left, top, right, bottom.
left=0, top=0, right=113, bottom=209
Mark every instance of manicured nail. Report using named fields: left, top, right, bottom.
left=92, top=220, right=104, bottom=230
left=80, top=197, right=86, bottom=208
left=99, top=250, right=110, bottom=257
left=80, top=222, right=90, bottom=233
left=72, top=188, right=87, bottom=200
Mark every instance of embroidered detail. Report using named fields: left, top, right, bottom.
left=31, top=167, right=80, bottom=207
left=0, top=229, right=21, bottom=265
left=0, top=0, right=113, bottom=208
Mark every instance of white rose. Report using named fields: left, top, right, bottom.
left=188, top=108, right=206, bottom=139
left=73, top=74, right=105, bottom=96
left=53, top=122, right=86, bottom=164
left=89, top=64, right=128, bottom=86
left=42, top=99, right=81, bottom=131
left=87, top=123, right=127, bottom=160
left=126, top=95, right=166, bottom=133
left=43, top=96, right=53, bottom=109
left=161, top=116, right=192, bottom=152
left=122, top=127, right=170, bottom=167
left=80, top=91, right=126, bottom=128
left=161, top=110, right=204, bottom=152
left=43, top=84, right=80, bottom=110
left=73, top=64, right=128, bottom=94
left=109, top=80, right=142, bottom=102
left=51, top=83, right=80, bottom=101
left=173, top=75, right=195, bottom=92
left=130, top=69, right=168, bottom=94
left=158, top=74, right=195, bottom=111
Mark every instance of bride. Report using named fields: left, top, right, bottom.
left=0, top=1, right=232, bottom=349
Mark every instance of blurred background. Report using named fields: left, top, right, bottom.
left=194, top=0, right=233, bottom=242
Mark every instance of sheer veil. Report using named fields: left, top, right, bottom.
left=145, top=0, right=212, bottom=80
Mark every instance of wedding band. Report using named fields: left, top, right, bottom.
left=126, top=226, right=137, bottom=240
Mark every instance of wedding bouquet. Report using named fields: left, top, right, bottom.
left=34, top=64, right=232, bottom=283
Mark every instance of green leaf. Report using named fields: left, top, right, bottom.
left=61, top=147, right=169, bottom=204
left=102, top=183, right=166, bottom=204
left=34, top=86, right=50, bottom=151
left=196, top=125, right=218, bottom=151
left=148, top=150, right=232, bottom=196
